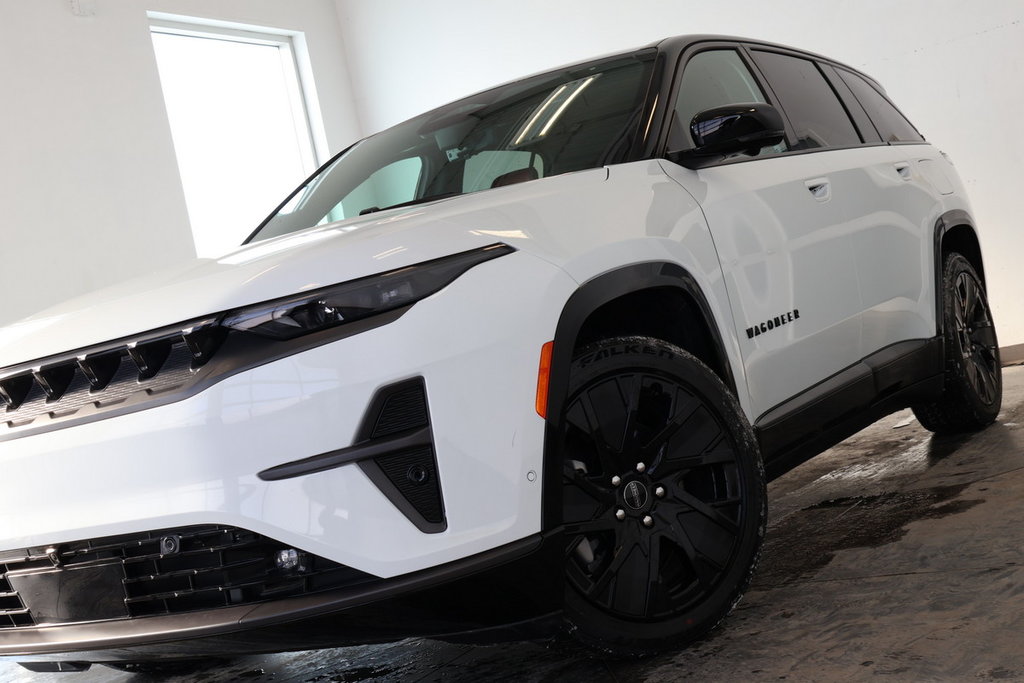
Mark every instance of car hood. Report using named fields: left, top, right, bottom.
left=0, top=169, right=610, bottom=368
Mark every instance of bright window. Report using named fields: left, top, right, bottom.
left=150, top=20, right=320, bottom=257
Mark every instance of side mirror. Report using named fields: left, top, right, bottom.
left=668, top=103, right=785, bottom=169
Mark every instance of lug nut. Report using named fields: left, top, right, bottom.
left=611, top=475, right=621, bottom=486
left=636, top=462, right=646, bottom=473
left=642, top=515, right=654, bottom=527
left=655, top=486, right=666, bottom=498
left=615, top=509, right=626, bottom=521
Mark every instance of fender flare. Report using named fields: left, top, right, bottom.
left=539, top=261, right=734, bottom=529
left=933, top=209, right=984, bottom=337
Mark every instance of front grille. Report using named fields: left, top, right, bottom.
left=0, top=319, right=225, bottom=435
left=0, top=565, right=33, bottom=628
left=0, top=525, right=376, bottom=628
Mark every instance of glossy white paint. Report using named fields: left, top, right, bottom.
left=816, top=145, right=943, bottom=354
left=663, top=152, right=865, bottom=417
left=0, top=252, right=573, bottom=578
left=0, top=141, right=970, bottom=577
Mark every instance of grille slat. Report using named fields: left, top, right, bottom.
left=0, top=525, right=376, bottom=629
left=0, top=560, right=32, bottom=628
left=1, top=319, right=227, bottom=434
left=123, top=556, right=264, bottom=584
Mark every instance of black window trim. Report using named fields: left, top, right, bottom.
left=745, top=45, right=865, bottom=150
left=833, top=64, right=928, bottom=145
left=653, top=38, right=931, bottom=171
left=656, top=40, right=797, bottom=163
left=818, top=62, right=883, bottom=144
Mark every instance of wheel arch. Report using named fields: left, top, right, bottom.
left=539, top=261, right=735, bottom=529
left=933, top=210, right=987, bottom=336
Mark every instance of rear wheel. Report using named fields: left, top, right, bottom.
left=560, top=337, right=765, bottom=655
left=914, top=253, right=1001, bottom=433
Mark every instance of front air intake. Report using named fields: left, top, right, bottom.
left=358, top=378, right=447, bottom=533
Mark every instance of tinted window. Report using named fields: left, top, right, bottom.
left=463, top=150, right=544, bottom=193
left=330, top=157, right=423, bottom=221
left=752, top=51, right=860, bottom=149
left=671, top=49, right=785, bottom=155
left=837, top=68, right=924, bottom=143
left=252, top=56, right=653, bottom=242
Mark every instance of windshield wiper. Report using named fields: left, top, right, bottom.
left=359, top=192, right=460, bottom=216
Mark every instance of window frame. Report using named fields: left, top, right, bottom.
left=658, top=41, right=796, bottom=163
left=148, top=18, right=322, bottom=175
left=746, top=47, right=865, bottom=152
left=654, top=38, right=922, bottom=169
left=833, top=66, right=928, bottom=145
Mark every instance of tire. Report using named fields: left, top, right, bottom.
left=560, top=336, right=766, bottom=656
left=913, top=253, right=1002, bottom=433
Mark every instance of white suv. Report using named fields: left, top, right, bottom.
left=0, top=35, right=1001, bottom=667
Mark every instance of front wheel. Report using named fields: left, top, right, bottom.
left=560, top=337, right=766, bottom=655
left=913, top=252, right=1002, bottom=433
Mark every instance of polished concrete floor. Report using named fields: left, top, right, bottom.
left=2, top=365, right=1023, bottom=682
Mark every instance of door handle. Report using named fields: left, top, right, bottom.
left=805, top=178, right=831, bottom=202
left=894, top=162, right=912, bottom=180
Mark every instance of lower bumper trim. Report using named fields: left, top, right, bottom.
left=2, top=532, right=560, bottom=661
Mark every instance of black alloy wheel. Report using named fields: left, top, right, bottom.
left=914, top=252, right=1001, bottom=433
left=560, top=337, right=765, bottom=655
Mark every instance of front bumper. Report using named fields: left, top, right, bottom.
left=0, top=251, right=576, bottom=657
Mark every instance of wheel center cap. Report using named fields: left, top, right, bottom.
left=623, top=480, right=649, bottom=510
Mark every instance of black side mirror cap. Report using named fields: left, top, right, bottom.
left=667, top=103, right=786, bottom=169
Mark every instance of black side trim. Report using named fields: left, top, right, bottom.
left=258, top=427, right=431, bottom=482
left=260, top=378, right=446, bottom=533
left=540, top=262, right=734, bottom=530
left=756, top=338, right=944, bottom=479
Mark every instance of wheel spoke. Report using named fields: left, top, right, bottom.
left=587, top=523, right=639, bottom=598
left=564, top=516, right=618, bottom=537
left=563, top=462, right=616, bottom=506
left=639, top=397, right=700, bottom=460
left=660, top=434, right=736, bottom=474
left=659, top=516, right=725, bottom=589
left=673, top=489, right=740, bottom=535
left=957, top=274, right=978, bottom=322
left=576, top=390, right=622, bottom=474
left=609, top=532, right=660, bottom=617
left=616, top=374, right=643, bottom=455
left=970, top=320, right=997, bottom=350
left=971, top=354, right=997, bottom=405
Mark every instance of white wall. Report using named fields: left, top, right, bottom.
left=333, top=0, right=1024, bottom=347
left=0, top=0, right=361, bottom=326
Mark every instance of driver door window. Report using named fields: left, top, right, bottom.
left=670, top=49, right=786, bottom=156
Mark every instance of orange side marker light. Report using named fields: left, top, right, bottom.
left=535, top=341, right=554, bottom=419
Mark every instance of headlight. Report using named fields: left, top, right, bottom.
left=221, top=243, right=515, bottom=340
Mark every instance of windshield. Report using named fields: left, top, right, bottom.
left=248, top=53, right=655, bottom=243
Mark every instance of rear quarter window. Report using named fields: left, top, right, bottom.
left=836, top=68, right=925, bottom=143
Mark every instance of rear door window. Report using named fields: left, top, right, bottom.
left=751, top=50, right=861, bottom=149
